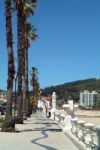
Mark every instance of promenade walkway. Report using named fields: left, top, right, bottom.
left=0, top=111, right=78, bottom=150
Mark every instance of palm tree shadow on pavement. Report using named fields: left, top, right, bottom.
left=30, top=123, right=61, bottom=150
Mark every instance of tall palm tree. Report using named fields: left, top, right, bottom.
left=1, top=0, right=15, bottom=132
left=30, top=67, right=40, bottom=113
left=12, top=0, right=25, bottom=123
left=23, top=1, right=37, bottom=117
left=16, top=0, right=25, bottom=123
left=13, top=0, right=37, bottom=123
left=24, top=23, right=37, bottom=116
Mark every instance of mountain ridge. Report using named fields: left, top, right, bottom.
left=41, top=78, right=100, bottom=103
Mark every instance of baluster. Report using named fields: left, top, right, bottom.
left=96, top=127, right=100, bottom=150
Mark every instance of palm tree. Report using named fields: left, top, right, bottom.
left=13, top=0, right=37, bottom=123
left=23, top=1, right=37, bottom=117
left=16, top=0, right=25, bottom=123
left=30, top=67, right=40, bottom=113
left=1, top=0, right=15, bottom=132
left=24, top=23, right=37, bottom=116
left=12, top=0, right=25, bottom=123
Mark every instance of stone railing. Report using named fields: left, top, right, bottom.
left=71, top=118, right=97, bottom=149
left=54, top=112, right=65, bottom=127
left=53, top=112, right=100, bottom=150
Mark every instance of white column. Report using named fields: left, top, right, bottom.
left=68, top=100, right=73, bottom=112
left=52, top=92, right=56, bottom=109
left=50, top=92, right=56, bottom=119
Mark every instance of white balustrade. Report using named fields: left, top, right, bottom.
left=71, top=119, right=98, bottom=149
left=96, top=127, right=100, bottom=150
left=53, top=111, right=99, bottom=150
left=51, top=99, right=100, bottom=149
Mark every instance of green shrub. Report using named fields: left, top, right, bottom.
left=0, top=118, right=5, bottom=123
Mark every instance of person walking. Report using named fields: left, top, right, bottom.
left=45, top=105, right=48, bottom=117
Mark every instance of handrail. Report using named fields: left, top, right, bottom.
left=71, top=119, right=97, bottom=149
left=54, top=112, right=65, bottom=126
left=53, top=112, right=99, bottom=150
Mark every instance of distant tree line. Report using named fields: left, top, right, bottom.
left=41, top=78, right=100, bottom=105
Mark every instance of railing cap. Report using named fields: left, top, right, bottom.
left=96, top=126, right=100, bottom=132
left=71, top=118, right=79, bottom=122
left=84, top=123, right=96, bottom=131
left=77, top=120, right=85, bottom=124
left=55, top=112, right=60, bottom=115
left=60, top=114, right=65, bottom=117
left=84, top=123, right=95, bottom=127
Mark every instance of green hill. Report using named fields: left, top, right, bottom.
left=41, top=78, right=100, bottom=103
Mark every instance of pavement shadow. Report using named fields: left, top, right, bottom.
left=31, top=123, right=61, bottom=150
left=18, top=119, right=62, bottom=132
left=33, top=122, right=58, bottom=125
left=24, top=121, right=57, bottom=125
left=18, top=128, right=62, bottom=132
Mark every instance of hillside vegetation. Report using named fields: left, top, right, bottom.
left=41, top=78, right=100, bottom=103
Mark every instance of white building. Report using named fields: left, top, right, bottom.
left=37, top=97, right=51, bottom=111
left=37, top=99, right=45, bottom=110
left=80, top=90, right=98, bottom=108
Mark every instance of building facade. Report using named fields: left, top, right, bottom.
left=38, top=95, right=52, bottom=111
left=80, top=90, right=98, bottom=108
left=0, top=90, right=7, bottom=102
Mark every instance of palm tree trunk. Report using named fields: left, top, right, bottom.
left=16, top=4, right=24, bottom=123
left=25, top=47, right=30, bottom=116
left=22, top=19, right=27, bottom=119
left=1, top=0, right=15, bottom=132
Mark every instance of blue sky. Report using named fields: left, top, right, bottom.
left=0, top=0, right=100, bottom=90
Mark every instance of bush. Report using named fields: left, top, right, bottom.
left=0, top=117, right=5, bottom=123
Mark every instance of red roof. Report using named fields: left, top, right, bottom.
left=41, top=95, right=52, bottom=101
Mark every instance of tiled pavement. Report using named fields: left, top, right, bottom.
left=0, top=111, right=79, bottom=150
